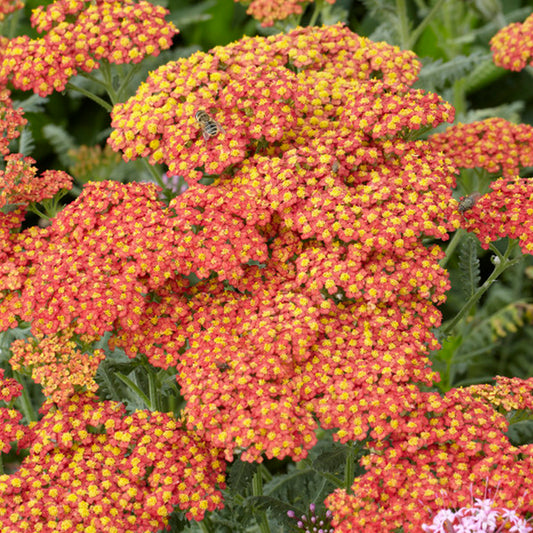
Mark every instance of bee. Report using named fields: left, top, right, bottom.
left=195, top=110, right=225, bottom=140
left=216, top=362, right=229, bottom=372
left=458, top=192, right=482, bottom=213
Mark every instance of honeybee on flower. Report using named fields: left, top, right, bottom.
left=195, top=109, right=225, bottom=140
left=458, top=192, right=482, bottom=213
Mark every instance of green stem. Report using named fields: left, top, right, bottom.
left=99, top=60, right=120, bottom=104
left=439, top=228, right=465, bottom=269
left=441, top=240, right=522, bottom=336
left=395, top=0, right=410, bottom=50
left=198, top=515, right=215, bottom=533
left=15, top=377, right=38, bottom=423
left=116, top=62, right=143, bottom=103
left=252, top=468, right=271, bottom=533
left=344, top=445, right=355, bottom=491
left=308, top=0, right=323, bottom=27
left=407, top=0, right=447, bottom=50
left=66, top=81, right=113, bottom=112
left=141, top=158, right=165, bottom=188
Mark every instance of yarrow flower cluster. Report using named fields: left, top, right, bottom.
left=428, top=118, right=533, bottom=178
left=422, top=498, right=533, bottom=533
left=0, top=88, right=25, bottom=155
left=490, top=12, right=533, bottom=71
left=3, top=13, right=533, bottom=533
left=459, top=177, right=533, bottom=254
left=234, top=0, right=336, bottom=27
left=0, top=0, right=22, bottom=21
left=2, top=25, right=461, bottom=470
left=0, top=394, right=226, bottom=530
left=10, top=329, right=105, bottom=404
left=109, top=23, right=430, bottom=182
left=325, top=382, right=533, bottom=531
left=0, top=0, right=177, bottom=96
left=0, top=153, right=73, bottom=209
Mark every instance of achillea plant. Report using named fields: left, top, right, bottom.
left=490, top=12, right=533, bottom=72
left=0, top=394, right=226, bottom=530
left=0, top=0, right=177, bottom=96
left=234, top=0, right=336, bottom=27
left=107, top=22, right=461, bottom=463
left=325, top=381, right=533, bottom=531
left=1, top=3, right=533, bottom=533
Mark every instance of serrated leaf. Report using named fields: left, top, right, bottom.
left=458, top=234, right=480, bottom=299
left=507, top=419, right=533, bottom=446
left=42, top=124, right=77, bottom=167
left=18, top=127, right=35, bottom=157
left=311, top=442, right=348, bottom=474
left=417, top=52, right=489, bottom=92
left=227, top=458, right=258, bottom=492
left=12, top=94, right=49, bottom=113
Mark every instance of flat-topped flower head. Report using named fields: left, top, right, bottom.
left=459, top=177, right=533, bottom=254
left=111, top=25, right=460, bottom=461
left=428, top=118, right=533, bottom=178
left=0, top=154, right=73, bottom=209
left=490, top=13, right=533, bottom=72
left=0, top=394, right=226, bottom=530
left=10, top=329, right=105, bottom=404
left=0, top=0, right=177, bottom=96
left=235, top=0, right=336, bottom=27
left=325, top=384, right=533, bottom=531
left=109, top=24, right=434, bottom=183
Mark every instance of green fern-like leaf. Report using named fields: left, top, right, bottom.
left=507, top=419, right=533, bottom=446
left=42, top=124, right=77, bottom=167
left=18, top=128, right=35, bottom=157
left=461, top=59, right=507, bottom=95
left=417, top=52, right=488, bottom=92
left=451, top=302, right=533, bottom=384
left=458, top=234, right=480, bottom=300
left=13, top=94, right=49, bottom=113
left=227, top=458, right=258, bottom=492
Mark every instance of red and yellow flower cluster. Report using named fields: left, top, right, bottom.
left=0, top=0, right=177, bottom=96
left=108, top=23, right=460, bottom=465
left=491, top=12, right=533, bottom=71
left=234, top=0, right=336, bottom=27
left=0, top=393, right=226, bottom=530
left=1, top=7, right=533, bottom=532
left=429, top=117, right=533, bottom=178
left=327, top=376, right=533, bottom=531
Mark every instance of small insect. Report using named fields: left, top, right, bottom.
left=216, top=362, right=230, bottom=372
left=195, top=110, right=225, bottom=140
left=457, top=192, right=482, bottom=213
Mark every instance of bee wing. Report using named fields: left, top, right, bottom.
left=202, top=129, right=211, bottom=140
